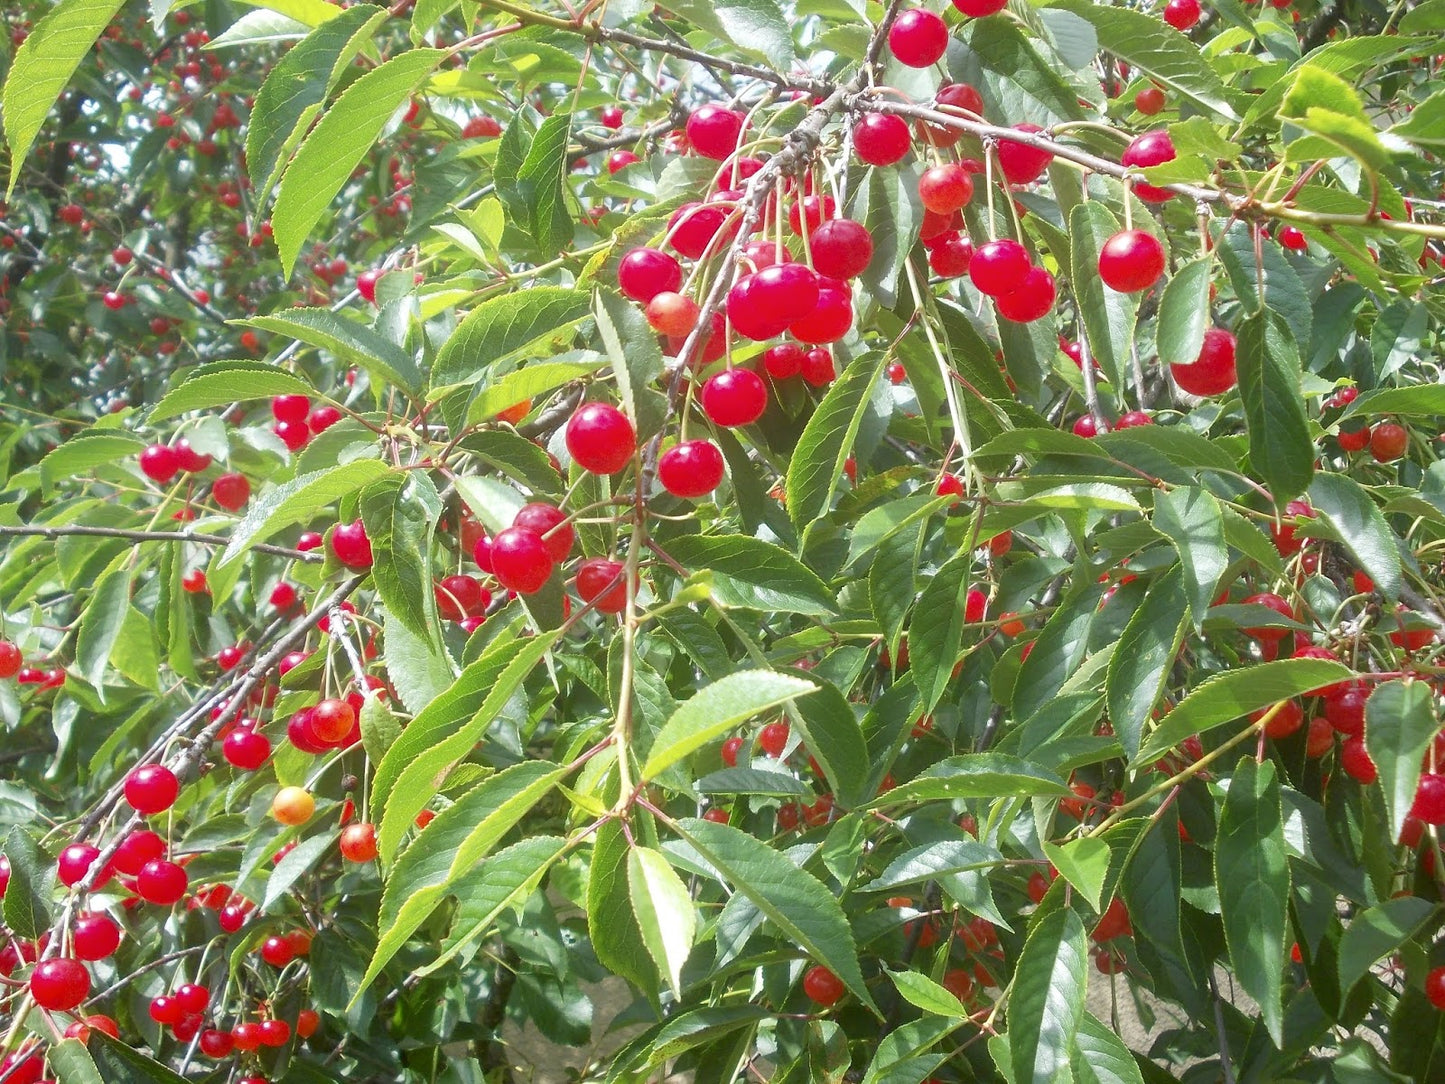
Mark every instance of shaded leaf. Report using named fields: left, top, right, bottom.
left=1235, top=309, right=1314, bottom=505
left=1008, top=903, right=1088, bottom=1084
left=643, top=670, right=815, bottom=781
left=628, top=846, right=697, bottom=997
left=1365, top=679, right=1438, bottom=845
left=1106, top=565, right=1188, bottom=760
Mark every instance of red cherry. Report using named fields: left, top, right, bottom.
left=72, top=913, right=121, bottom=960
left=462, top=115, right=502, bottom=138
left=1120, top=130, right=1177, bottom=203
left=31, top=958, right=90, bottom=1011
left=218, top=903, right=249, bottom=932
left=887, top=362, right=908, bottom=385
left=728, top=274, right=794, bottom=341
left=514, top=503, right=575, bottom=563
left=0, top=641, right=20, bottom=679
left=754, top=263, right=820, bottom=322
left=137, top=859, right=189, bottom=905
left=1098, top=229, right=1166, bottom=292
left=340, top=823, right=378, bottom=863
left=297, top=531, right=323, bottom=551
left=618, top=250, right=684, bottom=306
left=997, top=125, right=1053, bottom=184
left=758, top=721, right=790, bottom=756
left=297, top=1008, right=321, bottom=1038
left=125, top=763, right=179, bottom=814
left=702, top=369, right=768, bottom=427
left=576, top=558, right=628, bottom=614
left=490, top=527, right=554, bottom=595
left=801, top=348, right=836, bottom=387
left=889, top=8, right=949, bottom=67
left=212, top=472, right=250, bottom=510
left=645, top=292, right=699, bottom=337
left=918, top=164, right=974, bottom=214
left=357, top=269, right=381, bottom=303
left=261, top=935, right=296, bottom=967
left=1241, top=592, right=1293, bottom=641
left=1427, top=967, right=1445, bottom=1011
left=232, top=1022, right=263, bottom=1051
left=275, top=418, right=310, bottom=451
left=969, top=239, right=1031, bottom=296
left=659, top=441, right=726, bottom=498
left=788, top=194, right=836, bottom=236
left=139, top=444, right=181, bottom=483
left=764, top=343, right=806, bottom=379
left=271, top=394, right=310, bottom=424
left=1257, top=698, right=1304, bottom=739
left=1170, top=328, right=1237, bottom=396
left=1163, top=0, right=1201, bottom=28
left=1340, top=736, right=1376, bottom=783
left=310, top=698, right=356, bottom=743
left=269, top=582, right=298, bottom=610
left=200, top=1029, right=235, bottom=1058
left=1073, top=414, right=1108, bottom=438
left=1278, top=225, right=1308, bottom=251
left=1369, top=422, right=1408, bottom=462
left=790, top=278, right=853, bottom=343
left=223, top=727, right=271, bottom=770
left=309, top=405, right=343, bottom=432
left=259, top=1018, right=291, bottom=1047
left=853, top=113, right=912, bottom=167
left=607, top=150, right=639, bottom=174
left=918, top=83, right=985, bottom=146
left=995, top=266, right=1056, bottom=322
left=58, top=844, right=107, bottom=888
left=175, top=983, right=210, bottom=1014
left=1412, top=774, right=1445, bottom=825
left=1135, top=86, right=1166, bottom=114
left=686, top=105, right=745, bottom=160
left=928, top=233, right=974, bottom=278
left=809, top=218, right=874, bottom=280
left=113, top=829, right=165, bottom=876
left=803, top=964, right=846, bottom=1006
left=667, top=202, right=729, bottom=259
left=436, top=574, right=490, bottom=620
left=330, top=519, right=373, bottom=568
left=1338, top=424, right=1371, bottom=452
left=600, top=105, right=624, bottom=129
left=952, top=0, right=1007, bottom=14
left=721, top=736, right=745, bottom=767
left=566, top=402, right=636, bottom=474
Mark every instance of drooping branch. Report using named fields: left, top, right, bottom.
left=0, top=524, right=321, bottom=563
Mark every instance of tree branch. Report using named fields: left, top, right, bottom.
left=0, top=524, right=321, bottom=562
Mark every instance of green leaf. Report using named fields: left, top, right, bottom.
left=38, top=432, right=147, bottom=494
left=48, top=1038, right=104, bottom=1084
left=2, top=827, right=49, bottom=940
left=787, top=353, right=889, bottom=532
left=1391, top=88, right=1445, bottom=152
left=852, top=165, right=920, bottom=309
left=869, top=754, right=1070, bottom=807
left=1340, top=384, right=1445, bottom=420
left=1008, top=903, right=1088, bottom=1084
left=2, top=0, right=126, bottom=196
left=592, top=823, right=663, bottom=1002
left=1067, top=201, right=1136, bottom=391
left=1134, top=657, right=1354, bottom=765
left=76, top=567, right=130, bottom=695
left=272, top=48, right=443, bottom=276
left=1236, top=309, right=1314, bottom=505
left=235, top=0, right=348, bottom=26
left=358, top=694, right=403, bottom=763
left=245, top=3, right=387, bottom=202
left=675, top=817, right=877, bottom=1013
left=1280, top=65, right=1392, bottom=174
left=373, top=629, right=558, bottom=864
left=239, top=308, right=421, bottom=394
left=886, top=969, right=966, bottom=1017
left=1216, top=757, right=1288, bottom=1046
left=1106, top=565, right=1188, bottom=761
left=643, top=670, right=815, bottom=781
left=628, top=846, right=697, bottom=997
left=88, top=1034, right=188, bottom=1084
left=1042, top=836, right=1111, bottom=913
left=695, top=767, right=811, bottom=797
left=1338, top=895, right=1437, bottom=997
left=1369, top=300, right=1428, bottom=380
left=358, top=760, right=566, bottom=998
left=1047, top=0, right=1238, bottom=118
left=217, top=460, right=391, bottom=569
left=359, top=471, right=442, bottom=645
left=458, top=430, right=563, bottom=496
left=1365, top=679, right=1439, bottom=845
left=1013, top=579, right=1105, bottom=721
left=868, top=839, right=1004, bottom=893
left=870, top=519, right=921, bottom=662
left=665, top=534, right=836, bottom=615
left=954, top=18, right=1087, bottom=123
left=788, top=679, right=870, bottom=810
left=515, top=112, right=576, bottom=254
left=1308, top=473, right=1403, bottom=602
left=1218, top=221, right=1312, bottom=348
left=383, top=608, right=457, bottom=716
left=432, top=286, right=591, bottom=390
left=262, top=832, right=334, bottom=912
left=1152, top=485, right=1227, bottom=630
left=426, top=835, right=569, bottom=975
left=1071, top=1012, right=1146, bottom=1084
left=467, top=360, right=603, bottom=426
left=149, top=361, right=317, bottom=422
left=1155, top=258, right=1213, bottom=368
left=908, top=545, right=974, bottom=719
left=594, top=289, right=665, bottom=437
left=654, top=0, right=794, bottom=67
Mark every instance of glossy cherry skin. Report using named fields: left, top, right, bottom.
left=1121, top=130, right=1177, bottom=202
left=853, top=113, right=912, bottom=167
left=968, top=239, right=1031, bottom=296
left=685, top=105, right=745, bottom=160
left=513, top=503, right=575, bottom=563
left=489, top=528, right=554, bottom=595
left=952, top=0, right=1007, bottom=14
left=702, top=369, right=769, bottom=427
left=918, top=83, right=985, bottom=146
left=1097, top=229, right=1166, bottom=293
left=618, top=248, right=683, bottom=303
left=212, top=472, right=250, bottom=510
left=30, top=958, right=90, bottom=1011
left=918, top=164, right=974, bottom=214
left=576, top=558, right=628, bottom=614
left=727, top=273, right=793, bottom=341
left=994, top=267, right=1056, bottom=322
left=803, top=964, right=846, bottom=1006
left=1136, top=86, right=1166, bottom=114
left=889, top=9, right=949, bottom=67
left=809, top=218, right=874, bottom=279
left=565, top=402, right=636, bottom=475
left=667, top=202, right=729, bottom=260
left=1170, top=328, right=1237, bottom=396
left=928, top=233, right=973, bottom=278
left=330, top=519, right=373, bottom=568
left=997, top=125, right=1052, bottom=184
left=139, top=444, right=181, bottom=483
left=1163, top=0, right=1201, bottom=29
left=763, top=343, right=806, bottom=379
left=790, top=278, right=853, bottom=343
left=125, top=764, right=180, bottom=814
left=658, top=441, right=726, bottom=498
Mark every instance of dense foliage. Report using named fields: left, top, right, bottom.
left=1, top=0, right=1445, bottom=1080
